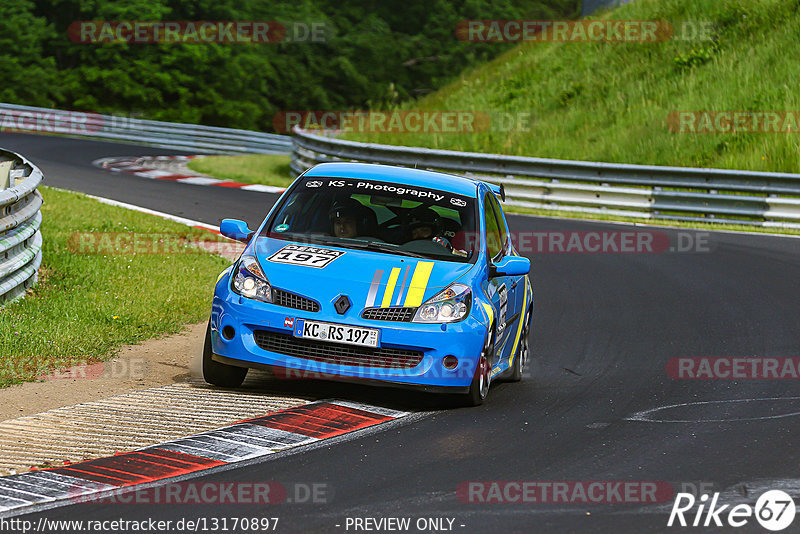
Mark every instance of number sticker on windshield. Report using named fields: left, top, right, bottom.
left=267, top=245, right=345, bottom=268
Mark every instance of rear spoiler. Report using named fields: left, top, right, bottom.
left=486, top=183, right=506, bottom=202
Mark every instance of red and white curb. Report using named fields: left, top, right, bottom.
left=0, top=400, right=407, bottom=516
left=93, top=155, right=286, bottom=194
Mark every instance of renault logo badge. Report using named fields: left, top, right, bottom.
left=334, top=295, right=351, bottom=315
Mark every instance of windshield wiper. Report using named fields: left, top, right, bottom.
left=265, top=232, right=336, bottom=246
left=339, top=240, right=429, bottom=259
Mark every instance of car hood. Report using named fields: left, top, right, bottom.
left=251, top=237, right=474, bottom=310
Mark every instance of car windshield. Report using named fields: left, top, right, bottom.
left=262, top=176, right=478, bottom=263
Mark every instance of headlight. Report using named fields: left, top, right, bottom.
left=413, top=283, right=471, bottom=323
left=231, top=255, right=272, bottom=303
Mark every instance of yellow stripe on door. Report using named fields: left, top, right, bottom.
left=381, top=267, right=402, bottom=308
left=403, top=262, right=434, bottom=307
left=481, top=302, right=494, bottom=326
left=508, top=279, right=529, bottom=367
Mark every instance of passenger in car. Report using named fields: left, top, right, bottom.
left=329, top=198, right=378, bottom=238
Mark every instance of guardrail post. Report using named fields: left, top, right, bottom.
left=0, top=161, right=11, bottom=191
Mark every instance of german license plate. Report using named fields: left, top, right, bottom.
left=293, top=319, right=379, bottom=348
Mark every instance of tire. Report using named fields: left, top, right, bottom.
left=509, top=307, right=531, bottom=382
left=202, top=320, right=248, bottom=388
left=463, top=330, right=493, bottom=406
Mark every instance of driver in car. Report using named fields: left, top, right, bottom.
left=407, top=207, right=453, bottom=250
left=406, top=206, right=470, bottom=257
left=329, top=198, right=378, bottom=239
left=329, top=201, right=359, bottom=238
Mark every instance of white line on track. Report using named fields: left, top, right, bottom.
left=626, top=397, right=800, bottom=423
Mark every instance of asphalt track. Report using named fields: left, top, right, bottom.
left=3, top=132, right=800, bottom=533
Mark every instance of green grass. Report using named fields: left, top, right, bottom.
left=0, top=187, right=230, bottom=388
left=343, top=0, right=800, bottom=173
left=187, top=154, right=294, bottom=187
left=188, top=0, right=800, bottom=235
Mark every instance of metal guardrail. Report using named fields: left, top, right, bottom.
left=0, top=149, right=43, bottom=305
left=0, top=103, right=292, bottom=155
left=291, top=127, right=800, bottom=228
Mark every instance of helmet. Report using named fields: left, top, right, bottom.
left=328, top=198, right=377, bottom=237
left=328, top=198, right=364, bottom=221
left=407, top=207, right=440, bottom=233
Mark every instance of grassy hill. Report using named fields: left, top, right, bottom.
left=345, top=0, right=800, bottom=174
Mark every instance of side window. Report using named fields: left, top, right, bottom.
left=484, top=193, right=503, bottom=260
left=489, top=195, right=509, bottom=253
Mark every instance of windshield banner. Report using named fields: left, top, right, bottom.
left=304, top=178, right=470, bottom=207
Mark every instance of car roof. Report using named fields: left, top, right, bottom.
left=302, top=162, right=481, bottom=197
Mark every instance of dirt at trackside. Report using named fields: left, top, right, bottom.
left=0, top=237, right=246, bottom=423
left=0, top=321, right=208, bottom=422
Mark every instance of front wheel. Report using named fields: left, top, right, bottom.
left=202, top=320, right=248, bottom=388
left=462, top=331, right=493, bottom=406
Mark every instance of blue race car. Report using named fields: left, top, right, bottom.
left=204, top=162, right=532, bottom=405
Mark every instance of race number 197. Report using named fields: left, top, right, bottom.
left=268, top=245, right=344, bottom=268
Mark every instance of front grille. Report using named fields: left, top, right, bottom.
left=253, top=330, right=423, bottom=369
left=272, top=288, right=319, bottom=312
left=361, top=307, right=416, bottom=322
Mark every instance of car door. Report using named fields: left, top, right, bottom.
left=482, top=191, right=514, bottom=369
left=489, top=196, right=525, bottom=333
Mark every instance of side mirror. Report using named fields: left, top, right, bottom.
left=490, top=255, right=530, bottom=277
left=220, top=219, right=254, bottom=243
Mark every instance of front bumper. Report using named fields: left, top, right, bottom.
left=210, top=279, right=487, bottom=390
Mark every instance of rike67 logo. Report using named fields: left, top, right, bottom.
left=668, top=490, right=796, bottom=531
